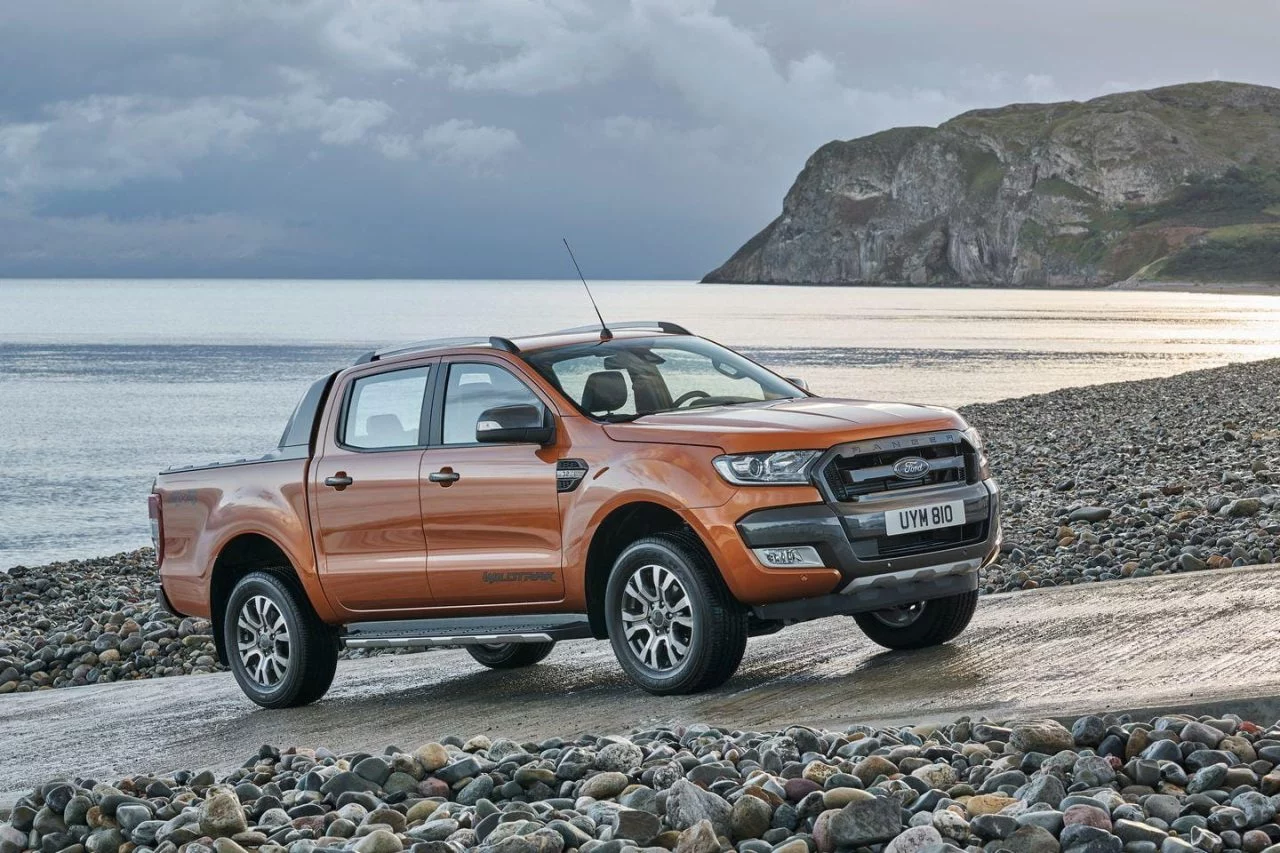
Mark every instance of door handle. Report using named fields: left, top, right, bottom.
left=428, top=468, right=460, bottom=485
left=324, top=473, right=354, bottom=490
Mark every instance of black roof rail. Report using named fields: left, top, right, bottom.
left=489, top=336, right=520, bottom=354
left=541, top=320, right=692, bottom=337
left=349, top=323, right=681, bottom=367
left=353, top=336, right=516, bottom=365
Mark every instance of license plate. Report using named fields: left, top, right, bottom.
left=885, top=500, right=965, bottom=536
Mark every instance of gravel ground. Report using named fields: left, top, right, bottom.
left=2, top=359, right=1278, bottom=693
left=8, top=712, right=1280, bottom=853
left=0, top=550, right=214, bottom=693
left=965, top=359, right=1280, bottom=593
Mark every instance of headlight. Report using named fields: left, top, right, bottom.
left=964, top=427, right=991, bottom=478
left=713, top=450, right=820, bottom=485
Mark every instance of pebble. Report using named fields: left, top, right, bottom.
left=887, top=825, right=945, bottom=853
left=0, top=551, right=221, bottom=692
left=580, top=772, right=630, bottom=800
left=665, top=779, right=731, bottom=836
left=4, top=712, right=1278, bottom=853
left=1011, top=721, right=1076, bottom=754
left=964, top=361, right=1280, bottom=594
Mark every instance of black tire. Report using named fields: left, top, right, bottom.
left=466, top=641, right=556, bottom=669
left=604, top=532, right=748, bottom=695
left=853, top=588, right=978, bottom=650
left=223, top=571, right=339, bottom=709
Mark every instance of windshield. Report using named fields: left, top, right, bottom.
left=524, top=336, right=804, bottom=421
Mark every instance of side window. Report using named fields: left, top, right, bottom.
left=343, top=366, right=430, bottom=450
left=442, top=363, right=543, bottom=444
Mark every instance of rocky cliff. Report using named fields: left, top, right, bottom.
left=704, top=82, right=1280, bottom=286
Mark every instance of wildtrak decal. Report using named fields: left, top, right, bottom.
left=482, top=571, right=556, bottom=584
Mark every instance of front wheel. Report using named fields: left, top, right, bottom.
left=853, top=588, right=978, bottom=650
left=466, top=641, right=556, bottom=669
left=604, top=532, right=747, bottom=695
left=223, top=571, right=339, bottom=709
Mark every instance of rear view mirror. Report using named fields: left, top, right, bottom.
left=476, top=404, right=555, bottom=444
left=785, top=377, right=810, bottom=392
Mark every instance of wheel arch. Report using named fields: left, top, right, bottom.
left=209, top=532, right=306, bottom=665
left=582, top=501, right=717, bottom=639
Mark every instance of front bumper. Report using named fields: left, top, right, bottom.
left=737, top=478, right=1000, bottom=621
left=751, top=569, right=978, bottom=622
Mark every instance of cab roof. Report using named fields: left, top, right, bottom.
left=351, top=321, right=693, bottom=365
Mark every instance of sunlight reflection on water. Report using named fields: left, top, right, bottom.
left=3, top=279, right=1279, bottom=567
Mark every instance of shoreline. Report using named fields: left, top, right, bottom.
left=1107, top=279, right=1280, bottom=295
left=698, top=279, right=1280, bottom=294
left=2, top=358, right=1277, bottom=693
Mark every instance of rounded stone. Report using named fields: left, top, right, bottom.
left=885, top=826, right=945, bottom=853
left=197, top=788, right=248, bottom=838
left=581, top=772, right=630, bottom=800
left=353, top=828, right=404, bottom=853
left=730, top=795, right=774, bottom=841
left=1063, top=804, right=1112, bottom=832
left=596, top=742, right=644, bottom=773
left=415, top=743, right=451, bottom=772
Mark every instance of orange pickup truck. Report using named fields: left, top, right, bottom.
left=151, top=322, right=1000, bottom=708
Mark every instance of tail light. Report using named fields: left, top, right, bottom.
left=148, top=492, right=165, bottom=567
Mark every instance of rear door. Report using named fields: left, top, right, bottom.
left=418, top=358, right=565, bottom=605
left=310, top=359, right=436, bottom=613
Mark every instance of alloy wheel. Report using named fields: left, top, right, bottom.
left=237, top=594, right=291, bottom=687
left=620, top=564, right=695, bottom=672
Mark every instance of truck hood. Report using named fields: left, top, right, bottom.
left=601, top=398, right=968, bottom=452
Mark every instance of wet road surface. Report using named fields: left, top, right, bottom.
left=2, top=564, right=1278, bottom=795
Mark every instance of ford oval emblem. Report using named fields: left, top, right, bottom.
left=892, top=456, right=929, bottom=479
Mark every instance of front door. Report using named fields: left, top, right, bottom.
left=419, top=359, right=564, bottom=605
left=310, top=361, right=435, bottom=613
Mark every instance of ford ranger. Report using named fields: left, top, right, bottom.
left=151, top=321, right=1000, bottom=708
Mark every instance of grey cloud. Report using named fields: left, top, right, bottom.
left=378, top=120, right=523, bottom=169
left=0, top=82, right=403, bottom=198
left=1, top=0, right=1278, bottom=278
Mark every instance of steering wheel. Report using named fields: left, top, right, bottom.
left=672, top=390, right=711, bottom=408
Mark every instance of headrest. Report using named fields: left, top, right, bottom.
left=365, top=413, right=408, bottom=445
left=581, top=370, right=628, bottom=413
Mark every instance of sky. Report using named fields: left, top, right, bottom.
left=2, top=0, right=1279, bottom=280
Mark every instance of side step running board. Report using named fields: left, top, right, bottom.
left=342, top=613, right=593, bottom=649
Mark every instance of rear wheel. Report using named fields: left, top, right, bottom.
left=466, top=641, right=556, bottom=669
left=853, top=588, right=978, bottom=650
left=604, top=532, right=748, bottom=695
left=223, top=571, right=339, bottom=709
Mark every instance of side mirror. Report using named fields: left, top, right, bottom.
left=476, top=404, right=555, bottom=445
left=785, top=377, right=810, bottom=392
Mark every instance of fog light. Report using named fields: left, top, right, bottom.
left=753, top=545, right=824, bottom=568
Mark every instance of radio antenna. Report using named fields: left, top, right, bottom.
left=563, top=238, right=612, bottom=341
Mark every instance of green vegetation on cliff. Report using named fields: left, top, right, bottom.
left=1156, top=223, right=1280, bottom=281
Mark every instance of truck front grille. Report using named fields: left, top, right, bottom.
left=822, top=433, right=975, bottom=501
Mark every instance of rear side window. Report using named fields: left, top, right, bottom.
left=441, top=363, right=543, bottom=445
left=343, top=366, right=430, bottom=449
